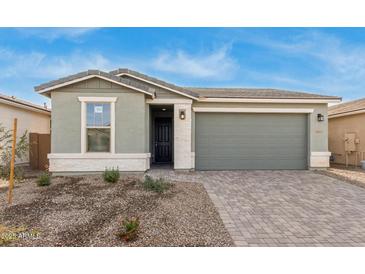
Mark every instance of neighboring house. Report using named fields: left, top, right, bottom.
left=34, top=69, right=340, bottom=174
left=0, top=93, right=51, bottom=164
left=328, top=98, right=365, bottom=166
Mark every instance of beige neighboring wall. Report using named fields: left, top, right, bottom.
left=0, top=100, right=51, bottom=164
left=329, top=112, right=365, bottom=166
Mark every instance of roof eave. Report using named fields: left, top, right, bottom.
left=112, top=69, right=199, bottom=100
left=0, top=97, right=51, bottom=115
left=34, top=73, right=155, bottom=98
left=329, top=108, right=365, bottom=119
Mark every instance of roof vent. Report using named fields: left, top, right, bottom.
left=148, top=87, right=156, bottom=93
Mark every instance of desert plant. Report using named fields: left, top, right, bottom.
left=37, top=171, right=51, bottom=186
left=103, top=167, right=120, bottom=183
left=142, top=175, right=170, bottom=193
left=118, top=217, right=140, bottom=242
left=0, top=123, right=29, bottom=180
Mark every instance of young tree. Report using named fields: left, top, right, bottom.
left=0, top=123, right=29, bottom=180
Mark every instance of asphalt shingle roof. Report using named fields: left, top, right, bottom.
left=186, top=87, right=340, bottom=99
left=329, top=98, right=365, bottom=116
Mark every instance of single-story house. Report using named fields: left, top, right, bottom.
left=34, top=69, right=341, bottom=174
left=0, top=93, right=51, bottom=165
left=329, top=98, right=365, bottom=166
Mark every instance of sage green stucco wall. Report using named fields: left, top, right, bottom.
left=191, top=102, right=329, bottom=154
left=50, top=78, right=148, bottom=154
left=191, top=110, right=195, bottom=152
left=50, top=76, right=329, bottom=162
left=51, top=92, right=81, bottom=153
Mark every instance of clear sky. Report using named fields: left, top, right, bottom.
left=0, top=27, right=364, bottom=105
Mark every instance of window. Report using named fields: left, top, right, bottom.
left=86, top=103, right=111, bottom=152
left=79, top=97, right=116, bottom=154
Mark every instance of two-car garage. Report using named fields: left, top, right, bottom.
left=195, top=112, right=308, bottom=170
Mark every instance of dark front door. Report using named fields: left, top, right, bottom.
left=154, top=117, right=172, bottom=163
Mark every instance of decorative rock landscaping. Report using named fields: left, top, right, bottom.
left=0, top=175, right=233, bottom=247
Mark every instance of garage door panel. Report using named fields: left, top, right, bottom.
left=197, top=149, right=307, bottom=158
left=197, top=138, right=306, bottom=147
left=196, top=158, right=306, bottom=170
left=195, top=113, right=308, bottom=170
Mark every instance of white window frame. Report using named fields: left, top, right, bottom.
left=78, top=97, right=117, bottom=154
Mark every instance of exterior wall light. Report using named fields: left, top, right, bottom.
left=179, top=109, right=186, bottom=120
left=317, top=113, right=324, bottom=122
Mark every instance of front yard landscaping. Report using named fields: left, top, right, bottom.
left=317, top=164, right=365, bottom=189
left=0, top=174, right=233, bottom=247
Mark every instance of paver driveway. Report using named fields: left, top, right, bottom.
left=147, top=169, right=365, bottom=246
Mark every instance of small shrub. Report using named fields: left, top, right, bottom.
left=103, top=167, right=120, bottom=183
left=118, top=217, right=140, bottom=242
left=37, top=172, right=51, bottom=186
left=142, top=175, right=170, bottom=193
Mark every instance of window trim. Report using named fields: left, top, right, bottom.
left=78, top=97, right=117, bottom=154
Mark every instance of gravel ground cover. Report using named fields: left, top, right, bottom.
left=317, top=164, right=365, bottom=189
left=0, top=176, right=233, bottom=247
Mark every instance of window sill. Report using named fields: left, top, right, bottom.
left=49, top=153, right=151, bottom=159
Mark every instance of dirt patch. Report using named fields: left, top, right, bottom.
left=0, top=175, right=233, bottom=247
left=0, top=179, right=8, bottom=189
left=316, top=165, right=365, bottom=189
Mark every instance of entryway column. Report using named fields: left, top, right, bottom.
left=174, top=102, right=193, bottom=169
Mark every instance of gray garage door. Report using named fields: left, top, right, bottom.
left=195, top=113, right=308, bottom=170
